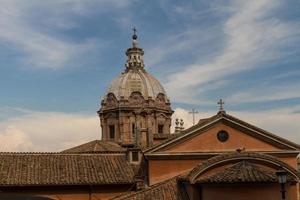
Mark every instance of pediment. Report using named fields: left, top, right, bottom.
left=146, top=113, right=300, bottom=154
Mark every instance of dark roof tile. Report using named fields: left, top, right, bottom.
left=197, top=161, right=277, bottom=183
left=111, top=177, right=189, bottom=200
left=186, top=152, right=300, bottom=183
left=62, top=140, right=126, bottom=153
left=0, top=152, right=134, bottom=186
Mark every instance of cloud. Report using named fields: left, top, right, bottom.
left=38, top=0, right=133, bottom=16
left=0, top=109, right=100, bottom=152
left=228, top=84, right=300, bottom=103
left=0, top=0, right=132, bottom=69
left=146, top=26, right=220, bottom=69
left=231, top=109, right=300, bottom=145
left=1, top=105, right=299, bottom=152
left=172, top=108, right=195, bottom=131
left=160, top=0, right=300, bottom=104
left=0, top=126, right=34, bottom=152
left=173, top=105, right=300, bottom=145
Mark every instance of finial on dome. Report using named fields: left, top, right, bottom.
left=132, top=27, right=138, bottom=47
left=132, top=27, right=137, bottom=40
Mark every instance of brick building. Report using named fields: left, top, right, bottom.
left=0, top=32, right=299, bottom=200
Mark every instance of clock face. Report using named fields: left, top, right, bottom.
left=217, top=130, right=229, bottom=142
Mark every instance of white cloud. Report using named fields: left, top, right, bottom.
left=228, top=84, right=300, bottom=103
left=42, top=0, right=132, bottom=16
left=0, top=126, right=34, bottom=152
left=146, top=26, right=220, bottom=68
left=0, top=0, right=132, bottom=69
left=0, top=110, right=100, bottom=152
left=1, top=106, right=299, bottom=152
left=162, top=0, right=300, bottom=104
left=172, top=108, right=195, bottom=131
left=173, top=105, right=300, bottom=145
left=231, top=110, right=300, bottom=145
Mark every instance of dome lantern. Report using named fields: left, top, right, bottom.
left=125, top=27, right=145, bottom=71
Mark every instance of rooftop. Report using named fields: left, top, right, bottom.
left=62, top=140, right=126, bottom=153
left=0, top=152, right=135, bottom=186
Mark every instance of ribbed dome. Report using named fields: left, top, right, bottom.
left=107, top=69, right=168, bottom=100
left=104, top=31, right=169, bottom=102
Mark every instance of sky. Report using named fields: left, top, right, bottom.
left=0, top=0, right=299, bottom=151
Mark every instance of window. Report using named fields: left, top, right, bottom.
left=132, top=151, right=139, bottom=162
left=109, top=125, right=115, bottom=139
left=158, top=124, right=164, bottom=134
left=217, top=130, right=229, bottom=142
left=132, top=123, right=135, bottom=137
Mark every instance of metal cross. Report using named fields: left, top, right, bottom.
left=133, top=27, right=137, bottom=35
left=189, top=108, right=199, bottom=125
left=218, top=99, right=225, bottom=111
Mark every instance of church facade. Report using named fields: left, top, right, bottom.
left=0, top=32, right=299, bottom=200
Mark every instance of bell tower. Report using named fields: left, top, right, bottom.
left=98, top=29, right=173, bottom=148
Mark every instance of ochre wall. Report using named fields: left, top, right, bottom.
left=44, top=190, right=125, bottom=200
left=148, top=121, right=299, bottom=185
left=148, top=155, right=298, bottom=186
left=0, top=185, right=133, bottom=200
left=147, top=120, right=300, bottom=198
left=279, top=156, right=298, bottom=169
left=201, top=183, right=297, bottom=200
left=148, top=159, right=205, bottom=185
left=163, top=123, right=281, bottom=152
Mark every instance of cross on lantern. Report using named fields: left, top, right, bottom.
left=218, top=99, right=225, bottom=111
left=133, top=27, right=137, bottom=36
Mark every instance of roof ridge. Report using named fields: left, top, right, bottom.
left=144, top=114, right=221, bottom=153
left=62, top=140, right=126, bottom=153
left=223, top=113, right=300, bottom=149
left=187, top=152, right=300, bottom=183
left=111, top=175, right=183, bottom=199
left=198, top=160, right=277, bottom=183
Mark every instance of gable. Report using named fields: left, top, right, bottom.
left=146, top=112, right=300, bottom=154
left=163, top=122, right=281, bottom=152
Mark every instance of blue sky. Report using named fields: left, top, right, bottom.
left=0, top=0, right=299, bottom=151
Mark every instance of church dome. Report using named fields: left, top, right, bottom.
left=107, top=69, right=168, bottom=101
left=98, top=29, right=173, bottom=147
left=104, top=30, right=169, bottom=102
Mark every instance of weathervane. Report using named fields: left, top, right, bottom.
left=189, top=108, right=199, bottom=125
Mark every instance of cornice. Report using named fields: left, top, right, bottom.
left=145, top=151, right=300, bottom=160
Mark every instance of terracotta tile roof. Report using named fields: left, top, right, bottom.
left=62, top=140, right=126, bottom=153
left=0, top=152, right=135, bottom=186
left=153, top=133, right=174, bottom=140
left=131, top=157, right=147, bottom=180
left=111, top=176, right=189, bottom=200
left=197, top=161, right=277, bottom=183
left=187, top=152, right=300, bottom=184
